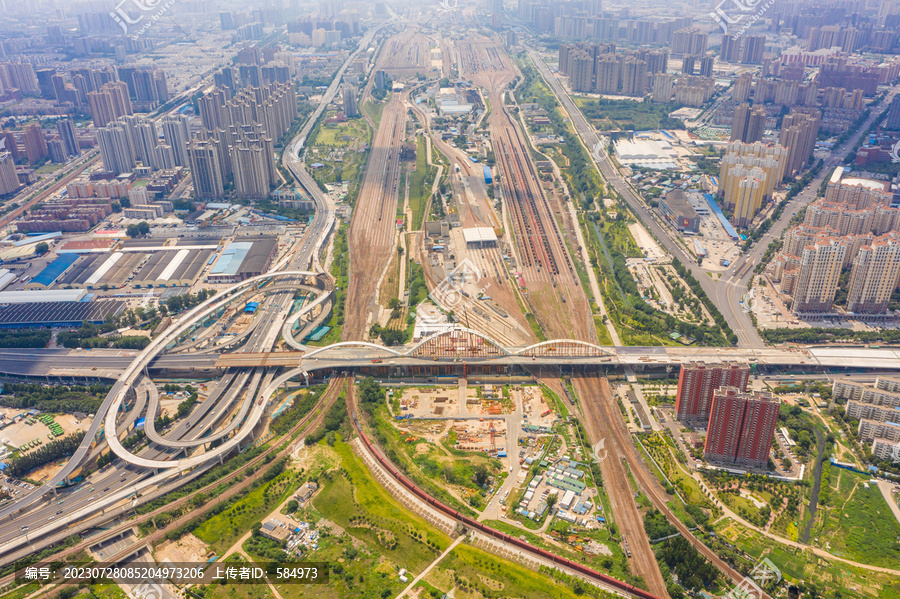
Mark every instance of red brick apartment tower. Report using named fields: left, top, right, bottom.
left=674, top=362, right=750, bottom=427
left=703, top=387, right=781, bottom=470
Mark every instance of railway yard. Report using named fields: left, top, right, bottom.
left=4, top=5, right=900, bottom=599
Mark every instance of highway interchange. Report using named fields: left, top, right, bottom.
left=1, top=21, right=899, bottom=599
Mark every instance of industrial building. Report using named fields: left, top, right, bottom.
left=462, top=227, right=498, bottom=249
left=0, top=289, right=88, bottom=303
left=26, top=254, right=80, bottom=289
left=659, top=190, right=700, bottom=234
left=130, top=248, right=213, bottom=288
left=612, top=138, right=678, bottom=170
left=207, top=237, right=278, bottom=283
left=0, top=300, right=125, bottom=328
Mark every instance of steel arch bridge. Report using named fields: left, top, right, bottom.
left=300, top=329, right=617, bottom=361
left=405, top=327, right=511, bottom=358
left=304, top=342, right=404, bottom=359
left=515, top=339, right=615, bottom=358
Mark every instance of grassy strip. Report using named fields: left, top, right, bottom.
left=409, top=135, right=437, bottom=231
left=308, top=224, right=348, bottom=346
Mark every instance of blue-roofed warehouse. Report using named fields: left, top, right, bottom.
left=207, top=238, right=277, bottom=284
left=25, top=254, right=80, bottom=289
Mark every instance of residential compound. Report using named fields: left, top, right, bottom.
left=558, top=42, right=716, bottom=106
left=93, top=82, right=295, bottom=200
left=717, top=141, right=788, bottom=228
left=833, top=378, right=900, bottom=463
left=675, top=362, right=751, bottom=427
left=674, top=363, right=780, bottom=470
left=703, top=388, right=781, bottom=470
left=715, top=105, right=821, bottom=228
left=767, top=168, right=900, bottom=316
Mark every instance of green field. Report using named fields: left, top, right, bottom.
left=307, top=225, right=348, bottom=346
left=193, top=468, right=301, bottom=555
left=363, top=98, right=387, bottom=132
left=434, top=543, right=620, bottom=599
left=34, top=163, right=63, bottom=174
left=573, top=97, right=685, bottom=131
left=715, top=517, right=900, bottom=599
left=811, top=468, right=900, bottom=568
left=408, top=135, right=435, bottom=231
left=305, top=112, right=371, bottom=203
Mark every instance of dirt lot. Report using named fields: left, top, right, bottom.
left=398, top=386, right=467, bottom=418
left=519, top=386, right=554, bottom=428
left=155, top=533, right=210, bottom=564
left=628, top=221, right=667, bottom=263
left=0, top=410, right=91, bottom=451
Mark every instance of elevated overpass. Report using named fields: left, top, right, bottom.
left=4, top=334, right=900, bottom=381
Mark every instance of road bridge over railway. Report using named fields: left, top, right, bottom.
left=4, top=333, right=900, bottom=380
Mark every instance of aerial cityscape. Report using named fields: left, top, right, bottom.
left=0, top=0, right=897, bottom=598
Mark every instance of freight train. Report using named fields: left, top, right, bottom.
left=349, top=408, right=663, bottom=599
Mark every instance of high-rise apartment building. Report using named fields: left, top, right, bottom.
left=342, top=84, right=359, bottom=117
left=651, top=73, right=674, bottom=103
left=732, top=73, right=753, bottom=103
left=780, top=109, right=821, bottom=176
left=569, top=51, right=595, bottom=93
left=672, top=27, right=707, bottom=56
left=96, top=123, right=136, bottom=175
left=646, top=50, right=669, bottom=75
left=699, top=55, right=715, bottom=77
left=731, top=167, right=767, bottom=228
left=824, top=167, right=893, bottom=209
left=704, top=388, right=780, bottom=470
left=886, top=95, right=900, bottom=130
left=742, top=35, right=766, bottom=64
left=56, top=118, right=80, bottom=158
left=675, top=362, right=750, bottom=427
left=792, top=236, right=847, bottom=314
left=595, top=54, right=620, bottom=94
left=720, top=34, right=741, bottom=62
left=22, top=124, right=48, bottom=164
left=0, top=152, right=19, bottom=195
left=87, top=81, right=132, bottom=128
left=161, top=115, right=190, bottom=167
left=621, top=57, right=647, bottom=96
left=847, top=237, right=900, bottom=314
left=187, top=138, right=225, bottom=198
left=0, top=62, right=40, bottom=95
left=730, top=103, right=766, bottom=144
left=718, top=141, right=787, bottom=224
left=228, top=125, right=277, bottom=198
